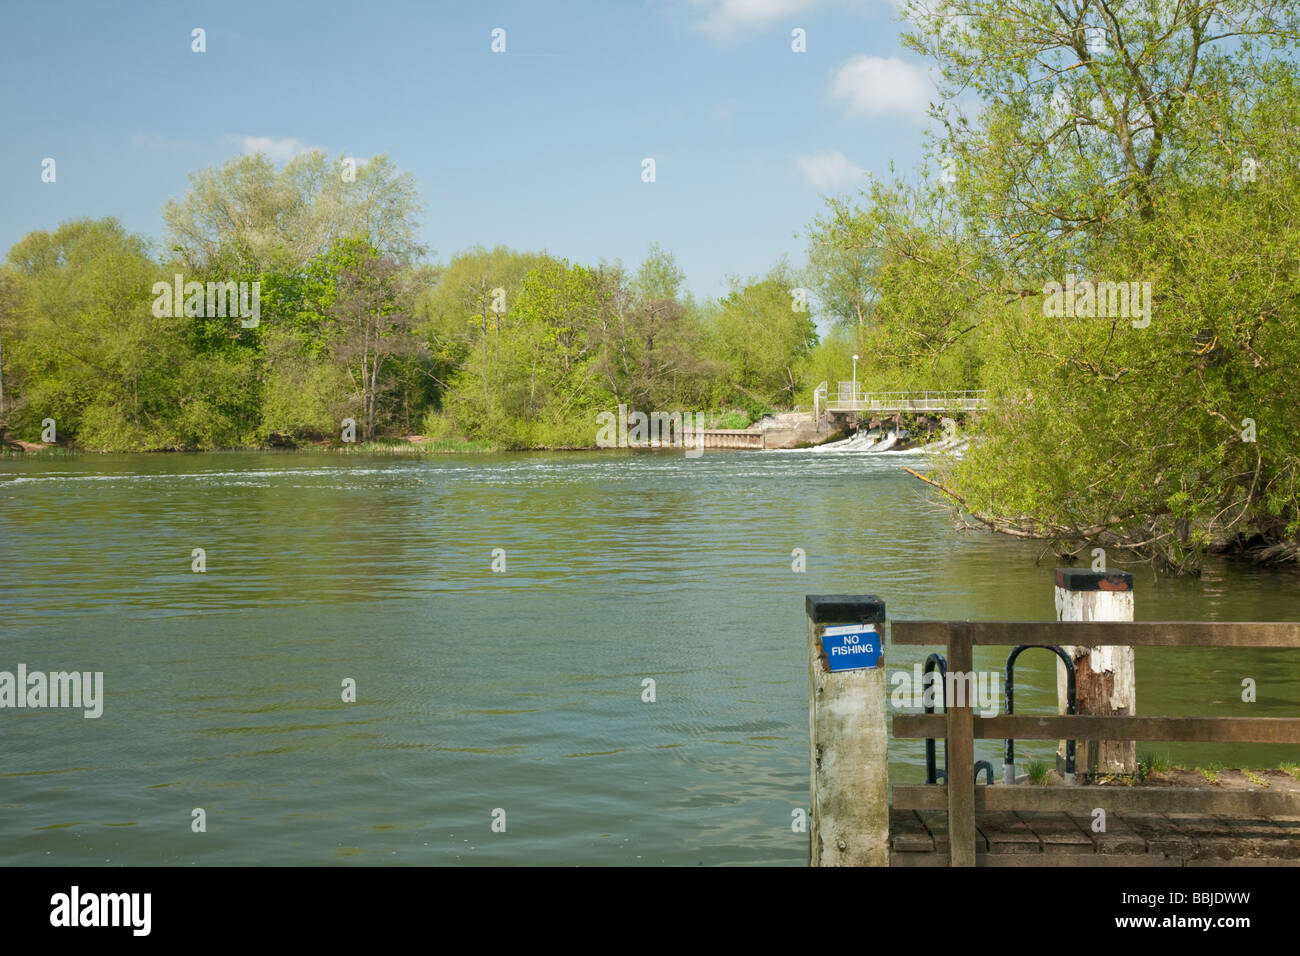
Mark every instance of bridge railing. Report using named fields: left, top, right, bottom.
left=821, top=388, right=989, bottom=413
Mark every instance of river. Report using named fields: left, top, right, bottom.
left=1, top=450, right=1297, bottom=865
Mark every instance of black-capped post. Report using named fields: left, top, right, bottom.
left=806, top=594, right=888, bottom=866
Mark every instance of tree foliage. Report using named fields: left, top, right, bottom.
left=808, top=0, right=1300, bottom=569
left=1, top=160, right=820, bottom=453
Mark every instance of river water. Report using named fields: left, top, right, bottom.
left=1, top=450, right=1297, bottom=865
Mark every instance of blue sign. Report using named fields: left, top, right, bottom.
left=822, top=624, right=882, bottom=672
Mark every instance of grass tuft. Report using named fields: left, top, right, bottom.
left=1137, top=752, right=1172, bottom=780
left=1025, top=760, right=1051, bottom=785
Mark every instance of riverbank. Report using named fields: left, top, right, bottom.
left=0, top=410, right=944, bottom=456
left=1, top=436, right=505, bottom=457
left=0, top=409, right=832, bottom=455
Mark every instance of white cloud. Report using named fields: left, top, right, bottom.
left=240, top=135, right=315, bottom=163
left=830, top=54, right=933, bottom=119
left=796, top=150, right=865, bottom=190
left=693, top=0, right=818, bottom=41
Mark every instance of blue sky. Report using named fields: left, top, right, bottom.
left=1, top=0, right=937, bottom=301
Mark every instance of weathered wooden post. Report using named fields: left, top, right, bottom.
left=806, top=594, right=889, bottom=866
left=946, top=622, right=977, bottom=866
left=1054, top=569, right=1137, bottom=776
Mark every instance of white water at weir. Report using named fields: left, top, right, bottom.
left=799, top=428, right=970, bottom=456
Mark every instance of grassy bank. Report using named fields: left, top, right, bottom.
left=2, top=407, right=774, bottom=456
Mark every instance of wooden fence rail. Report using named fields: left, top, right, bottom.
left=894, top=714, right=1300, bottom=743
left=893, top=620, right=1300, bottom=647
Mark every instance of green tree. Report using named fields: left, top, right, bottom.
left=163, top=151, right=424, bottom=274
left=587, top=249, right=718, bottom=411
left=837, top=0, right=1300, bottom=569
left=300, top=238, right=424, bottom=442
left=804, top=203, right=879, bottom=331
left=416, top=246, right=555, bottom=404
left=708, top=264, right=819, bottom=412
left=2, top=218, right=228, bottom=450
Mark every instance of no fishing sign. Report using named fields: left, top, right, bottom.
left=821, top=624, right=882, bottom=672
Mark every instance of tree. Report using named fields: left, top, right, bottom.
left=415, top=246, right=555, bottom=404
left=850, top=0, right=1300, bottom=569
left=905, top=0, right=1300, bottom=255
left=631, top=243, right=685, bottom=302
left=163, top=151, right=424, bottom=274
left=302, top=238, right=423, bottom=442
left=2, top=219, right=212, bottom=449
left=804, top=203, right=880, bottom=330
left=707, top=264, right=819, bottom=412
left=0, top=266, right=20, bottom=425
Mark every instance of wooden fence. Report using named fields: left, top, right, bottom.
left=890, top=620, right=1300, bottom=866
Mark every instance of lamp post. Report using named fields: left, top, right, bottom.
left=852, top=354, right=859, bottom=407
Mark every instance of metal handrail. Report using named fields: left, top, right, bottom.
left=924, top=653, right=948, bottom=785
left=825, top=390, right=989, bottom=408
left=1005, top=645, right=1077, bottom=785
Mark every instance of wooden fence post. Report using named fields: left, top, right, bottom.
left=1055, top=568, right=1137, bottom=776
left=806, top=594, right=889, bottom=866
left=946, top=622, right=977, bottom=866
